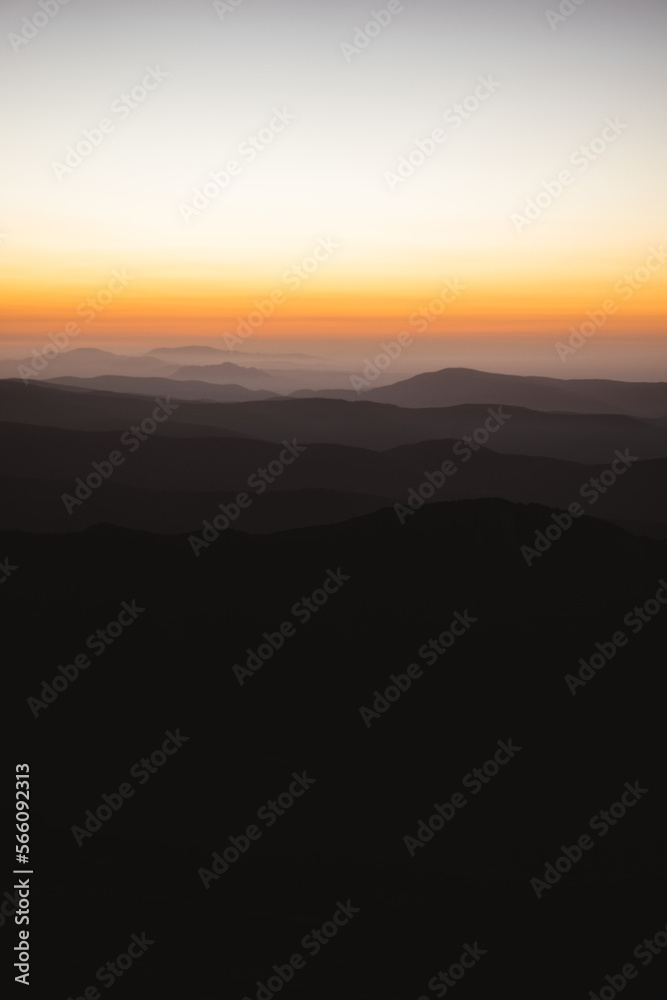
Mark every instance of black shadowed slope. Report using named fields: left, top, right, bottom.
left=8, top=499, right=667, bottom=998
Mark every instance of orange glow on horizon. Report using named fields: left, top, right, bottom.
left=2, top=268, right=665, bottom=342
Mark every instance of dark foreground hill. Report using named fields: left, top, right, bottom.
left=8, top=499, right=667, bottom=998
left=2, top=423, right=666, bottom=537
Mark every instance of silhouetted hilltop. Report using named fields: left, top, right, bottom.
left=293, top=366, right=667, bottom=418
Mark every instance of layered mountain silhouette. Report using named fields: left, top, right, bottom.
left=7, top=353, right=667, bottom=998
left=0, top=346, right=339, bottom=388
left=3, top=352, right=666, bottom=418
left=1, top=421, right=665, bottom=536
left=0, top=346, right=177, bottom=380
left=147, top=344, right=323, bottom=366
left=50, top=374, right=280, bottom=402
left=3, top=379, right=667, bottom=462
left=168, top=362, right=279, bottom=387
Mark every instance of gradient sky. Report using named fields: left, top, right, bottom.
left=1, top=0, right=666, bottom=376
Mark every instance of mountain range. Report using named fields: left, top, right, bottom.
left=2, top=349, right=666, bottom=417
left=7, top=350, right=666, bottom=998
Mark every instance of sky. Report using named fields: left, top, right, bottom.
left=1, top=0, right=666, bottom=377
